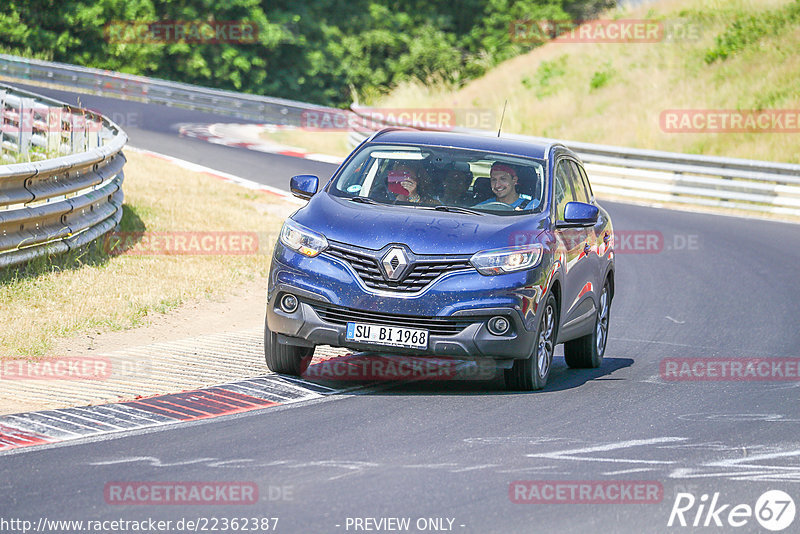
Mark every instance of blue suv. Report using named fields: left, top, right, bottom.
left=265, top=129, right=615, bottom=390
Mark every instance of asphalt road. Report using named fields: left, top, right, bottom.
left=8, top=83, right=337, bottom=187
left=2, top=84, right=800, bottom=533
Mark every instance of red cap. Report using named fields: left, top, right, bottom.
left=491, top=162, right=517, bottom=178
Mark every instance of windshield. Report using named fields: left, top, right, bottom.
left=330, top=144, right=546, bottom=214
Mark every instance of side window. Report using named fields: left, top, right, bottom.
left=577, top=164, right=594, bottom=200
left=554, top=160, right=576, bottom=220
left=567, top=161, right=590, bottom=203
left=574, top=162, right=594, bottom=201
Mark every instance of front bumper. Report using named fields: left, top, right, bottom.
left=266, top=243, right=550, bottom=360
left=267, top=287, right=534, bottom=360
left=268, top=287, right=538, bottom=360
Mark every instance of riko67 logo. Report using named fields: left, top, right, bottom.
left=668, top=490, right=795, bottom=531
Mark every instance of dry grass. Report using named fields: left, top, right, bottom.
left=0, top=151, right=290, bottom=358
left=373, top=0, right=800, bottom=163
left=259, top=128, right=352, bottom=157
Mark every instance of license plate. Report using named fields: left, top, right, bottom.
left=346, top=322, right=428, bottom=350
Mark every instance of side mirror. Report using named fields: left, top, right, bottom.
left=558, top=201, right=599, bottom=227
left=290, top=175, right=319, bottom=200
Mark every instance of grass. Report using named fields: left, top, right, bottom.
left=259, top=128, right=352, bottom=158
left=365, top=0, right=800, bottom=163
left=1, top=146, right=62, bottom=164
left=0, top=151, right=289, bottom=358
left=705, top=0, right=800, bottom=62
left=589, top=61, right=616, bottom=90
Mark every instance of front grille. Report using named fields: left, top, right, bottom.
left=309, top=301, right=477, bottom=336
left=325, top=243, right=473, bottom=293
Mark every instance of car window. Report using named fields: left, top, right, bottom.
left=330, top=144, right=547, bottom=215
left=567, top=160, right=590, bottom=203
left=576, top=163, right=594, bottom=200
left=554, top=159, right=576, bottom=220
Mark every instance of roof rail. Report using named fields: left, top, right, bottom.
left=365, top=127, right=413, bottom=144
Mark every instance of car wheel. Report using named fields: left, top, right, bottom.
left=264, top=318, right=314, bottom=376
left=564, top=280, right=610, bottom=369
left=504, top=293, right=558, bottom=391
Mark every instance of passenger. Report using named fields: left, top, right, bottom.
left=441, top=168, right=474, bottom=206
left=473, top=162, right=535, bottom=210
left=392, top=163, right=437, bottom=204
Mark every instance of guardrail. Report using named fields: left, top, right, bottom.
left=0, top=83, right=126, bottom=269
left=347, top=108, right=800, bottom=218
left=2, top=52, right=796, bottom=219
left=0, top=53, right=338, bottom=126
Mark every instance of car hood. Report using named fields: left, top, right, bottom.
left=291, top=193, right=549, bottom=255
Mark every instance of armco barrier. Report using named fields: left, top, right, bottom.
left=0, top=83, right=126, bottom=269
left=0, top=53, right=338, bottom=125
left=347, top=108, right=800, bottom=218
left=2, top=53, right=797, bottom=218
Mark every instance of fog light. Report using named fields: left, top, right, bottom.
left=487, top=316, right=510, bottom=336
left=280, top=293, right=299, bottom=313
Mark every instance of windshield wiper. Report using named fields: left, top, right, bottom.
left=348, top=196, right=377, bottom=204
left=428, top=205, right=484, bottom=216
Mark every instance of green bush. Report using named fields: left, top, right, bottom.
left=536, top=54, right=568, bottom=98
left=589, top=60, right=614, bottom=90
left=0, top=0, right=613, bottom=107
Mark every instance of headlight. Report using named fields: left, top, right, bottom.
left=279, top=219, right=328, bottom=257
left=470, top=244, right=543, bottom=275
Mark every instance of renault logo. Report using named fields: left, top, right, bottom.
left=381, top=247, right=409, bottom=281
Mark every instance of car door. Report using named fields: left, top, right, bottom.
left=553, top=158, right=596, bottom=341
left=567, top=159, right=603, bottom=301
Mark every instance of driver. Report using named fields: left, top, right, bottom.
left=473, top=162, right=535, bottom=210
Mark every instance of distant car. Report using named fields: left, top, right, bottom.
left=265, top=129, right=615, bottom=390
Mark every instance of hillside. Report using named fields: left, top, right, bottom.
left=373, top=0, right=800, bottom=163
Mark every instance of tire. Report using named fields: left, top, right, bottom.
left=564, top=280, right=610, bottom=369
left=264, top=318, right=314, bottom=376
left=504, top=293, right=558, bottom=391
